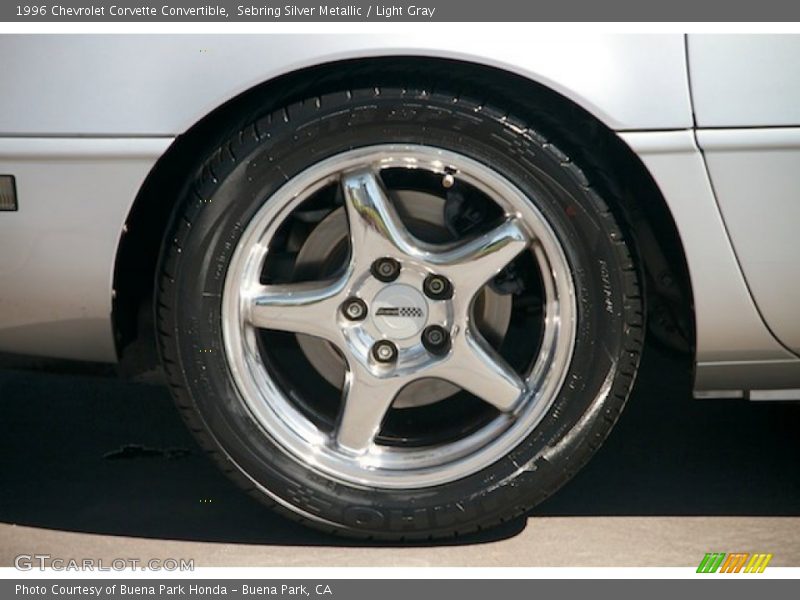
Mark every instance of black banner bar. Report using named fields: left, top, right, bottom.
left=4, top=579, right=797, bottom=600
left=4, top=0, right=800, bottom=22
left=7, top=579, right=800, bottom=600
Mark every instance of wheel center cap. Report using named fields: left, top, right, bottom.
left=371, top=283, right=429, bottom=340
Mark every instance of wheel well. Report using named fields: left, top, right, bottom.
left=113, top=56, right=695, bottom=375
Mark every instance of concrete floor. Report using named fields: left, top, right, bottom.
left=1, top=345, right=799, bottom=567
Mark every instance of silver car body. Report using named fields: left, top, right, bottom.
left=0, top=33, right=798, bottom=396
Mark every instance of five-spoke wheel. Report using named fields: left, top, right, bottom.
left=222, top=145, right=576, bottom=487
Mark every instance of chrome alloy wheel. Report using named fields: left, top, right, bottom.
left=222, top=144, right=576, bottom=489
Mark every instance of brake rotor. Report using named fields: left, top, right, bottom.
left=294, top=190, right=513, bottom=408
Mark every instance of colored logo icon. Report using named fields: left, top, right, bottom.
left=697, top=553, right=773, bottom=573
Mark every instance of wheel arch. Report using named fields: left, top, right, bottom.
left=112, top=56, right=695, bottom=375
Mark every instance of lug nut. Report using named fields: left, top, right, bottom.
left=423, top=274, right=453, bottom=300
left=342, top=297, right=367, bottom=321
left=371, top=257, right=401, bottom=282
left=422, top=325, right=450, bottom=355
left=372, top=340, right=398, bottom=363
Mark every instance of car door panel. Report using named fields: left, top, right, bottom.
left=689, top=35, right=800, bottom=355
left=696, top=129, right=800, bottom=354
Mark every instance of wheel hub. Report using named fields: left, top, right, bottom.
left=338, top=260, right=455, bottom=380
left=371, top=283, right=430, bottom=340
left=293, top=195, right=512, bottom=408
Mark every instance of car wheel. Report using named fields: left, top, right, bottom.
left=156, top=86, right=643, bottom=539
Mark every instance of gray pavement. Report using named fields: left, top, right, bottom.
left=1, top=345, right=799, bottom=567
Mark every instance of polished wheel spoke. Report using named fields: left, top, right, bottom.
left=341, top=168, right=418, bottom=264
left=432, top=329, right=526, bottom=412
left=246, top=279, right=345, bottom=342
left=334, top=364, right=404, bottom=454
left=435, top=219, right=531, bottom=294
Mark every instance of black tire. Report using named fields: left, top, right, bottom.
left=156, top=86, right=643, bottom=540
